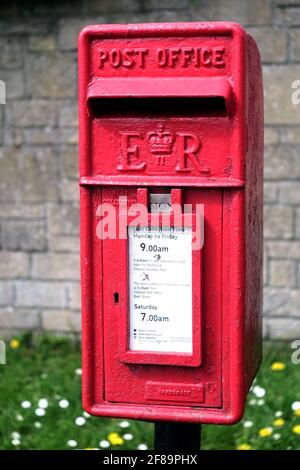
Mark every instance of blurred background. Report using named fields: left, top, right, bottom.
left=0, top=0, right=300, bottom=338
left=0, top=0, right=299, bottom=340
left=0, top=0, right=300, bottom=452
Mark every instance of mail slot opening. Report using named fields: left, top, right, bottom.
left=88, top=97, right=227, bottom=118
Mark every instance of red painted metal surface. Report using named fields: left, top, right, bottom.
left=78, top=22, right=263, bottom=424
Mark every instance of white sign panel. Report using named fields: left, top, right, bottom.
left=128, top=226, right=193, bottom=353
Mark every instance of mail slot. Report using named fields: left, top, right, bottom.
left=78, top=22, right=263, bottom=424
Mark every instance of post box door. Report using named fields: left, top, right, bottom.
left=100, top=187, right=223, bottom=408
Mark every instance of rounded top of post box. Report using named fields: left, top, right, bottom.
left=78, top=22, right=247, bottom=46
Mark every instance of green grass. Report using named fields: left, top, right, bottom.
left=0, top=335, right=300, bottom=450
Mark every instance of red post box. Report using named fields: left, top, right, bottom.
left=78, top=22, right=263, bottom=424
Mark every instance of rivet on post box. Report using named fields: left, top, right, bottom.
left=78, top=22, right=263, bottom=424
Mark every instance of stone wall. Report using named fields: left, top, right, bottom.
left=0, top=0, right=299, bottom=338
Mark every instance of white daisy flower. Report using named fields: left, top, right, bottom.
left=21, top=400, right=31, bottom=409
left=83, top=411, right=91, bottom=418
left=273, top=433, right=281, bottom=440
left=291, top=401, right=300, bottom=411
left=275, top=411, right=283, bottom=417
left=16, top=414, right=24, bottom=422
left=243, top=421, right=253, bottom=428
left=257, top=399, right=265, bottom=406
left=38, top=398, right=48, bottom=409
left=67, top=440, right=78, bottom=448
left=59, top=399, right=69, bottom=409
left=75, top=416, right=86, bottom=426
left=11, top=432, right=21, bottom=440
left=35, top=408, right=46, bottom=417
left=137, top=444, right=148, bottom=450
left=34, top=422, right=42, bottom=429
left=249, top=399, right=257, bottom=406
left=75, top=368, right=82, bottom=376
left=11, top=438, right=21, bottom=446
left=99, top=440, right=110, bottom=448
left=252, top=386, right=266, bottom=398
left=119, top=421, right=130, bottom=429
left=123, top=433, right=133, bottom=441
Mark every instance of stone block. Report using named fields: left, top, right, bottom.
left=190, top=0, right=272, bottom=25
left=41, top=309, right=81, bottom=332
left=26, top=52, right=77, bottom=98
left=264, top=127, right=279, bottom=145
left=267, top=318, right=300, bottom=340
left=270, top=260, right=297, bottom=287
left=83, top=0, right=140, bottom=13
left=59, top=146, right=78, bottom=179
left=275, top=6, right=300, bottom=25
left=0, top=147, right=59, bottom=203
left=48, top=235, right=80, bottom=253
left=267, top=241, right=300, bottom=259
left=66, top=282, right=81, bottom=310
left=279, top=127, right=300, bottom=144
left=28, top=35, right=56, bottom=51
left=0, top=282, right=14, bottom=306
left=9, top=100, right=56, bottom=127
left=248, top=28, right=287, bottom=63
left=59, top=128, right=78, bottom=145
left=264, top=244, right=269, bottom=286
left=264, top=287, right=300, bottom=317
left=2, top=220, right=47, bottom=251
left=58, top=17, right=105, bottom=50
left=32, top=253, right=80, bottom=280
left=296, top=208, right=300, bottom=239
left=1, top=220, right=47, bottom=251
left=0, top=70, right=24, bottom=98
left=15, top=281, right=67, bottom=308
left=60, top=179, right=78, bottom=202
left=264, top=205, right=294, bottom=239
left=290, top=29, right=300, bottom=61
left=48, top=204, right=79, bottom=236
left=0, top=204, right=45, bottom=219
left=264, top=145, right=300, bottom=180
left=23, top=128, right=59, bottom=145
left=144, top=0, right=188, bottom=9
left=0, top=252, right=29, bottom=279
left=57, top=101, right=78, bottom=127
left=0, top=38, right=22, bottom=69
left=264, top=66, right=300, bottom=125
left=0, top=308, right=39, bottom=329
left=278, top=182, right=300, bottom=205
left=264, top=182, right=278, bottom=204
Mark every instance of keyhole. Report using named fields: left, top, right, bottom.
left=114, top=292, right=119, bottom=304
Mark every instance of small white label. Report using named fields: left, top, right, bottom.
left=149, top=193, right=172, bottom=213
left=128, top=226, right=193, bottom=353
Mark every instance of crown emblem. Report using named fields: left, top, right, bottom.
left=147, top=124, right=175, bottom=166
left=147, top=124, right=174, bottom=155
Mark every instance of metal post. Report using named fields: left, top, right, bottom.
left=154, top=422, right=201, bottom=451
